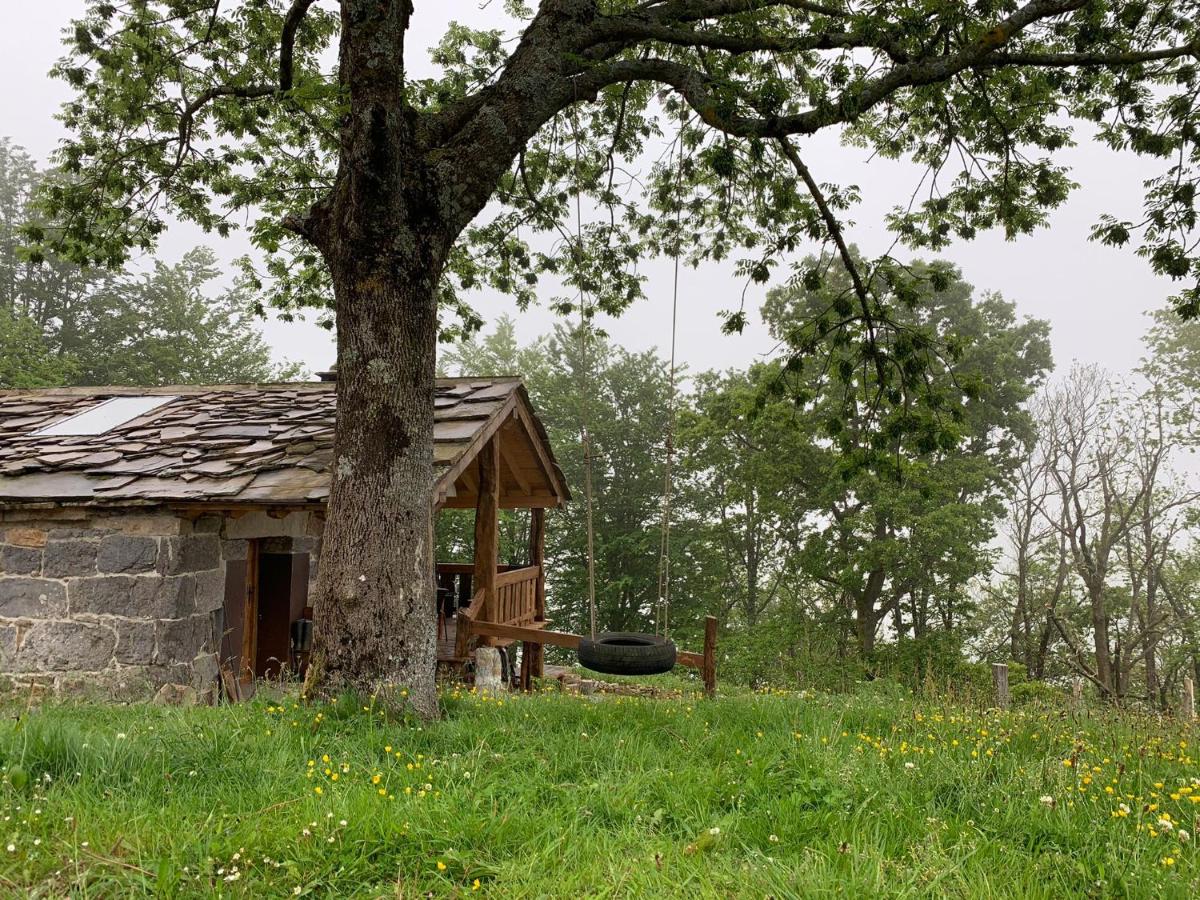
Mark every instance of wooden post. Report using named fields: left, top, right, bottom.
left=240, top=539, right=260, bottom=691
left=527, top=506, right=546, bottom=679
left=702, top=615, right=718, bottom=698
left=473, top=438, right=500, bottom=642
left=1071, top=677, right=1083, bottom=711
left=992, top=663, right=1009, bottom=709
left=1183, top=676, right=1196, bottom=722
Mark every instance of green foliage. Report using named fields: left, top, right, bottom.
left=1011, top=679, right=1067, bottom=708
left=62, top=247, right=305, bottom=386
left=31, top=1, right=1200, bottom=384
left=0, top=139, right=301, bottom=386
left=0, top=309, right=75, bottom=388
left=755, top=258, right=1053, bottom=652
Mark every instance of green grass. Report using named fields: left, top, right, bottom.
left=0, top=680, right=1197, bottom=898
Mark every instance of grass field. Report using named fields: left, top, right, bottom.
left=0, top=679, right=1197, bottom=898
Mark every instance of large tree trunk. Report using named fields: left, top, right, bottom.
left=307, top=255, right=442, bottom=715
left=303, top=0, right=452, bottom=717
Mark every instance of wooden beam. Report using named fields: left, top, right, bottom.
left=529, top=507, right=546, bottom=678
left=473, top=438, right=500, bottom=641
left=676, top=651, right=704, bottom=668
left=240, top=540, right=260, bottom=687
left=440, top=493, right=563, bottom=510
left=467, top=619, right=580, bottom=650
left=495, top=565, right=539, bottom=588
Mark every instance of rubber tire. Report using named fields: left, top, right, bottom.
left=577, top=632, right=677, bottom=676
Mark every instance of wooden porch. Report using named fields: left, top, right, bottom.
left=432, top=385, right=716, bottom=695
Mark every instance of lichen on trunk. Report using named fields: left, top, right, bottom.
left=304, top=251, right=441, bottom=716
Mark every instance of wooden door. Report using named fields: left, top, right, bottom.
left=255, top=552, right=295, bottom=679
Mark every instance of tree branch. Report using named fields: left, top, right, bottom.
left=775, top=138, right=884, bottom=383
left=279, top=0, right=321, bottom=91
left=576, top=0, right=1097, bottom=139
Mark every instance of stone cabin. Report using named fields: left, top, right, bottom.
left=0, top=378, right=569, bottom=701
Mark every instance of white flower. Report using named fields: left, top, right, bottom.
left=1178, top=830, right=1191, bottom=843
left=768, top=834, right=779, bottom=843
left=116, top=733, right=127, bottom=740
left=293, top=888, right=303, bottom=896
left=709, top=827, right=721, bottom=836
left=1157, top=817, right=1174, bottom=831
left=904, top=762, right=916, bottom=770
left=1039, top=795, right=1055, bottom=807
left=6, top=844, right=14, bottom=853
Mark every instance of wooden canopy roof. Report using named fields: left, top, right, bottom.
left=0, top=379, right=569, bottom=510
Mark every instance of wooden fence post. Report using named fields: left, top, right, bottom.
left=1072, top=678, right=1083, bottom=711
left=702, top=616, right=718, bottom=698
left=1184, top=676, right=1196, bottom=722
left=992, top=663, right=1009, bottom=710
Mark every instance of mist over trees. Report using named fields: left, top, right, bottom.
left=0, top=138, right=300, bottom=388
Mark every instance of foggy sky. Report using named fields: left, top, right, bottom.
left=0, top=1, right=1181, bottom=381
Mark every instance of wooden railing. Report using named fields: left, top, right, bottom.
left=451, top=565, right=541, bottom=660
left=493, top=565, right=540, bottom=626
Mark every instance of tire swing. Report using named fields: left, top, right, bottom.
left=570, top=105, right=683, bottom=678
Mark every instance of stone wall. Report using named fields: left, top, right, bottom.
left=0, top=508, right=225, bottom=700
left=0, top=506, right=324, bottom=702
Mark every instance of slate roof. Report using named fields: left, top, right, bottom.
left=0, top=378, right=564, bottom=507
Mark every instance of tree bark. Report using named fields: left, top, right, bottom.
left=306, top=251, right=443, bottom=715
left=303, top=0, right=449, bottom=716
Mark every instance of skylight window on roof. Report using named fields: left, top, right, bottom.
left=33, top=396, right=177, bottom=437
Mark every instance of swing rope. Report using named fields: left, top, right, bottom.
left=571, top=106, right=600, bottom=641
left=574, top=103, right=683, bottom=643
left=656, top=114, right=685, bottom=639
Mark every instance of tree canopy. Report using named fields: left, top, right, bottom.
left=0, top=138, right=301, bottom=388
left=29, top=0, right=1200, bottom=706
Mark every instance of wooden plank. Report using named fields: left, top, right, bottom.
left=437, top=562, right=519, bottom=576
left=495, top=565, right=539, bottom=588
left=454, top=590, right=486, bottom=659
left=473, top=437, right=500, bottom=637
left=240, top=540, right=259, bottom=687
left=219, top=665, right=242, bottom=704
left=441, top=492, right=564, bottom=510
left=676, top=651, right=704, bottom=668
left=468, top=619, right=578, bottom=649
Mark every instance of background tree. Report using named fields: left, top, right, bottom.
left=678, top=364, right=815, bottom=629
left=761, top=260, right=1052, bottom=655
left=0, top=308, right=76, bottom=388
left=35, top=0, right=1200, bottom=710
left=0, top=140, right=299, bottom=387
